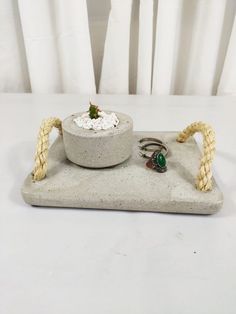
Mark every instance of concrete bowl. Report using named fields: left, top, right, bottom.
left=62, top=111, right=133, bottom=168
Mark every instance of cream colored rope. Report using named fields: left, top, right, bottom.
left=32, top=117, right=62, bottom=181
left=176, top=121, right=216, bottom=192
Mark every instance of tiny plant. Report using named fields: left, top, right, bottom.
left=89, top=102, right=100, bottom=119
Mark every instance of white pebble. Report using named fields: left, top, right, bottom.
left=74, top=111, right=119, bottom=130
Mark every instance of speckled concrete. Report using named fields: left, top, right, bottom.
left=62, top=112, right=133, bottom=168
left=21, top=132, right=223, bottom=214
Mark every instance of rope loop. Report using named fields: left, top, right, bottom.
left=176, top=121, right=216, bottom=192
left=32, top=117, right=62, bottom=181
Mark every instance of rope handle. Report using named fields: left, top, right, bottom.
left=176, top=121, right=216, bottom=192
left=32, top=117, right=62, bottom=181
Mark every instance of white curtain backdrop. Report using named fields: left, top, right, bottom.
left=0, top=0, right=235, bottom=95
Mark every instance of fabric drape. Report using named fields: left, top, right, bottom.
left=217, top=15, right=236, bottom=95
left=0, top=0, right=235, bottom=95
left=136, top=0, right=153, bottom=95
left=99, top=0, right=133, bottom=94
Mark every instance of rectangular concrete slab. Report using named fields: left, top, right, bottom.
left=21, top=132, right=223, bottom=214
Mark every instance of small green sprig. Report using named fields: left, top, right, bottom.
left=89, top=102, right=100, bottom=119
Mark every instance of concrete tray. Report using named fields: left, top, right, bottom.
left=21, top=132, right=223, bottom=214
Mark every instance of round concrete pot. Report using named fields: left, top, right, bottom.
left=62, top=111, right=133, bottom=168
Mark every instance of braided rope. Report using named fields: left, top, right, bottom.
left=176, top=121, right=216, bottom=192
left=32, top=117, right=62, bottom=181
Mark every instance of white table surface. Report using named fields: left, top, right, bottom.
left=0, top=94, right=236, bottom=314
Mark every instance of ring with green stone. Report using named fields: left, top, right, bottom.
left=139, top=140, right=168, bottom=173
left=146, top=150, right=167, bottom=173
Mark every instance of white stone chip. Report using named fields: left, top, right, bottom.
left=74, top=111, right=119, bottom=130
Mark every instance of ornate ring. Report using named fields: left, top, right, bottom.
left=139, top=138, right=168, bottom=173
left=146, top=151, right=167, bottom=172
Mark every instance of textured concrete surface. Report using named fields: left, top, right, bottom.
left=62, top=112, right=133, bottom=168
left=22, top=132, right=223, bottom=214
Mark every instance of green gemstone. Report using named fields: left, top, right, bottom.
left=155, top=153, right=166, bottom=168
